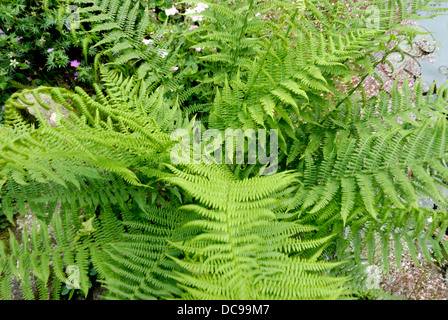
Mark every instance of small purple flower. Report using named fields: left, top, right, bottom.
left=47, top=48, right=54, bottom=53
left=27, top=77, right=31, bottom=82
left=70, top=60, right=80, bottom=68
left=2, top=105, right=5, bottom=111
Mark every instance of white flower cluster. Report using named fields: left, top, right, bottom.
left=142, top=39, right=154, bottom=45
left=165, top=5, right=179, bottom=16
left=185, top=3, right=208, bottom=21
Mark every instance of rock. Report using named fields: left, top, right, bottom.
left=19, top=92, right=72, bottom=127
left=5, top=204, right=104, bottom=300
left=7, top=210, right=54, bottom=300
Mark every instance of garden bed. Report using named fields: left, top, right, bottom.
left=1, top=0, right=448, bottom=301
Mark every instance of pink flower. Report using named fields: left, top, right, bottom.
left=170, top=66, right=179, bottom=71
left=195, top=47, right=203, bottom=52
left=189, top=25, right=198, bottom=31
left=47, top=48, right=54, bottom=53
left=70, top=60, right=80, bottom=68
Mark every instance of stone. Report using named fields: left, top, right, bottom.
left=19, top=92, right=72, bottom=127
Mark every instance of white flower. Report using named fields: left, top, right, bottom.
left=185, top=8, right=196, bottom=15
left=165, top=5, right=179, bottom=16
left=194, top=3, right=208, bottom=13
left=142, top=39, right=154, bottom=45
left=255, top=12, right=261, bottom=17
left=191, top=15, right=203, bottom=21
left=9, top=59, right=19, bottom=68
left=185, top=3, right=208, bottom=21
left=157, top=49, right=168, bottom=58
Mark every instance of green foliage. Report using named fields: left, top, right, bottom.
left=1, top=0, right=448, bottom=300
left=0, top=0, right=87, bottom=106
left=162, top=164, right=346, bottom=299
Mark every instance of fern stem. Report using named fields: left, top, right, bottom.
left=230, top=0, right=257, bottom=74
left=244, top=7, right=301, bottom=102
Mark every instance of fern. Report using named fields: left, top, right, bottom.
left=162, top=164, right=346, bottom=299
left=2, top=0, right=448, bottom=301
